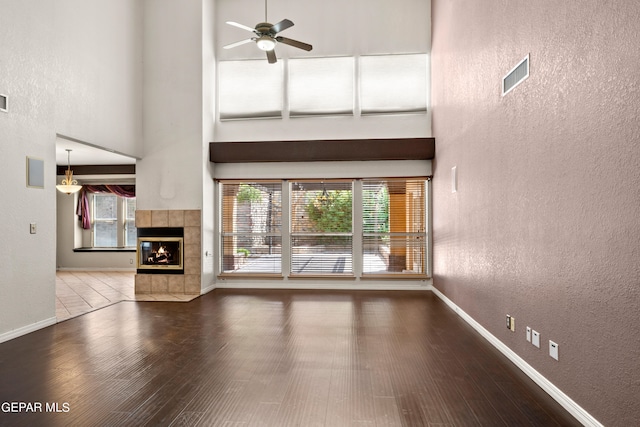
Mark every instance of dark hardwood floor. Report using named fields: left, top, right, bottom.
left=0, top=289, right=580, bottom=426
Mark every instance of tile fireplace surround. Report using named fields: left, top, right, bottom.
left=134, top=209, right=201, bottom=295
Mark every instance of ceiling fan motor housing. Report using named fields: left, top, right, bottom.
left=255, top=23, right=275, bottom=35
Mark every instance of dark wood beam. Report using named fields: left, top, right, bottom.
left=209, top=138, right=435, bottom=163
left=56, top=164, right=136, bottom=176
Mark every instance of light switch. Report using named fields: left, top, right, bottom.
left=30, top=223, right=37, bottom=234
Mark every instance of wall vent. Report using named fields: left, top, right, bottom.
left=0, top=94, right=7, bottom=112
left=502, top=54, right=529, bottom=96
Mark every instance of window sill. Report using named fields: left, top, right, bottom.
left=73, top=247, right=136, bottom=253
left=218, top=273, right=284, bottom=280
left=361, top=274, right=430, bottom=280
left=288, top=274, right=356, bottom=280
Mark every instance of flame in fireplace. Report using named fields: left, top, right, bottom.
left=137, top=235, right=184, bottom=271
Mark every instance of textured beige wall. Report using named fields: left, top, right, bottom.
left=431, top=1, right=640, bottom=425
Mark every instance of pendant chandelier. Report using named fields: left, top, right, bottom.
left=56, top=149, right=82, bottom=194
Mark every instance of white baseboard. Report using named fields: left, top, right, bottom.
left=0, top=317, right=57, bottom=344
left=201, top=283, right=217, bottom=295
left=430, top=286, right=602, bottom=427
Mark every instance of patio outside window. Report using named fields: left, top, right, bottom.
left=218, top=178, right=429, bottom=279
left=220, top=182, right=282, bottom=274
left=362, top=179, right=426, bottom=275
left=290, top=180, right=353, bottom=276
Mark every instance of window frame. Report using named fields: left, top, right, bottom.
left=217, top=177, right=430, bottom=280
left=362, top=178, right=427, bottom=277
left=91, top=193, right=136, bottom=249
left=289, top=179, right=355, bottom=277
left=219, top=181, right=283, bottom=276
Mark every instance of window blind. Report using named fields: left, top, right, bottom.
left=290, top=181, right=353, bottom=275
left=218, top=60, right=283, bottom=120
left=288, top=57, right=355, bottom=117
left=362, top=179, right=426, bottom=274
left=360, top=54, right=428, bottom=115
left=220, top=182, right=282, bottom=274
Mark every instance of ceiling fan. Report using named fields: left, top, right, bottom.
left=223, top=0, right=312, bottom=64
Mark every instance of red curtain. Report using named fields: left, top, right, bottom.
left=76, top=185, right=135, bottom=230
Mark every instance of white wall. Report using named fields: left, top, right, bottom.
left=137, top=0, right=206, bottom=211
left=1, top=0, right=143, bottom=340
left=54, top=0, right=143, bottom=157
left=0, top=0, right=58, bottom=338
left=201, top=0, right=217, bottom=290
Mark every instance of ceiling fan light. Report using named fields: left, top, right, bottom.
left=256, top=35, right=276, bottom=51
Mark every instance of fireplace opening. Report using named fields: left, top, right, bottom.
left=137, top=228, right=184, bottom=274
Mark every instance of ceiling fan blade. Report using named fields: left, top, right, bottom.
left=276, top=37, right=312, bottom=51
left=223, top=38, right=254, bottom=49
left=226, top=21, right=256, bottom=33
left=266, top=49, right=277, bottom=64
left=271, top=19, right=294, bottom=34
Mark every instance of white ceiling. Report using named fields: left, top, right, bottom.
left=217, top=0, right=430, bottom=61
left=55, top=136, right=137, bottom=166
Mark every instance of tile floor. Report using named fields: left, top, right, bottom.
left=56, top=271, right=198, bottom=322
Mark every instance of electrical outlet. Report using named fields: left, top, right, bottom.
left=532, top=330, right=540, bottom=348
left=506, top=315, right=511, bottom=330
left=549, top=341, right=559, bottom=361
left=526, top=327, right=531, bottom=342
left=510, top=316, right=516, bottom=332
left=129, top=259, right=134, bottom=264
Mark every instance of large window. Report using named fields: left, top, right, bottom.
left=218, top=178, right=429, bottom=279
left=290, top=181, right=353, bottom=275
left=220, top=182, right=282, bottom=274
left=92, top=194, right=136, bottom=248
left=362, top=179, right=426, bottom=275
